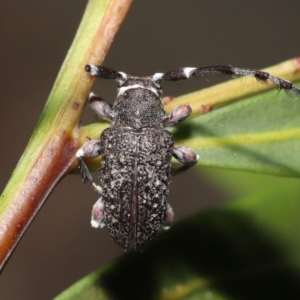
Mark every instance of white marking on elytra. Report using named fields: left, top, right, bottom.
left=118, top=84, right=158, bottom=96
left=112, top=217, right=118, bottom=223
left=183, top=67, right=196, bottom=78
left=154, top=179, right=161, bottom=186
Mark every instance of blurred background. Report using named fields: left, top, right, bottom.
left=1, top=1, right=300, bottom=299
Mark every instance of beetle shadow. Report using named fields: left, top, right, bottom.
left=173, top=122, right=300, bottom=177
left=98, top=209, right=300, bottom=300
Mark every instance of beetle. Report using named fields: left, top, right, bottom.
left=76, top=64, right=300, bottom=250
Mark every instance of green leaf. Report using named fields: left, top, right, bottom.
left=55, top=172, right=300, bottom=300
left=175, top=81, right=300, bottom=176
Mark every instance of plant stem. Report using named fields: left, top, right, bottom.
left=0, top=0, right=133, bottom=271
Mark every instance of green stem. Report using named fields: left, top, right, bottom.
left=0, top=0, right=133, bottom=271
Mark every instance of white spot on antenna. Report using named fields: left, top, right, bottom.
left=88, top=92, right=96, bottom=99
left=183, top=67, right=196, bottom=78
left=152, top=73, right=164, bottom=81
left=118, top=72, right=128, bottom=80
left=88, top=64, right=99, bottom=76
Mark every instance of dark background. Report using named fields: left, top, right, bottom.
left=1, top=1, right=300, bottom=299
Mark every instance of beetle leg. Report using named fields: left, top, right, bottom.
left=163, top=104, right=192, bottom=127
left=89, top=92, right=113, bottom=122
left=76, top=140, right=102, bottom=185
left=172, top=145, right=199, bottom=175
left=91, top=197, right=106, bottom=228
left=162, top=202, right=174, bottom=230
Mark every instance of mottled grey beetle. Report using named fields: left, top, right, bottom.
left=77, top=64, right=300, bottom=250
